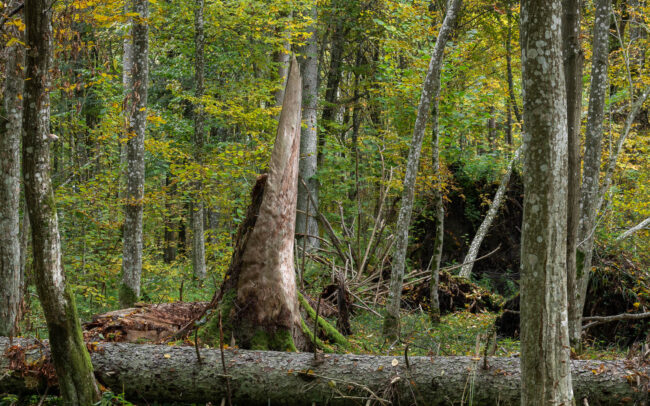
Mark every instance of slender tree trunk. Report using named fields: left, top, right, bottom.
left=506, top=1, right=522, bottom=124
left=563, top=0, right=585, bottom=348
left=0, top=26, right=24, bottom=337
left=383, top=0, right=463, bottom=340
left=121, top=0, right=149, bottom=307
left=272, top=13, right=291, bottom=109
left=458, top=147, right=522, bottom=279
left=519, top=0, right=573, bottom=403
left=296, top=4, right=320, bottom=253
left=429, top=101, right=444, bottom=323
left=163, top=173, right=178, bottom=264
left=574, top=0, right=612, bottom=351
left=120, top=8, right=133, bottom=201
left=192, top=0, right=206, bottom=281
left=22, top=1, right=99, bottom=403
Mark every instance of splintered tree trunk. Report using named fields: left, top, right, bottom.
left=192, top=0, right=206, bottom=281
left=562, top=0, right=585, bottom=348
left=519, top=0, right=573, bottom=404
left=0, top=24, right=24, bottom=337
left=384, top=0, right=462, bottom=340
left=296, top=4, right=320, bottom=253
left=121, top=0, right=149, bottom=307
left=2, top=338, right=648, bottom=406
left=459, top=147, right=521, bottom=280
left=573, top=0, right=611, bottom=350
left=207, top=58, right=308, bottom=351
left=22, top=1, right=99, bottom=404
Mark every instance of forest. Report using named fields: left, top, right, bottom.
left=0, top=0, right=649, bottom=404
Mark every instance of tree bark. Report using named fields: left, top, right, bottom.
left=296, top=4, right=320, bottom=253
left=0, top=22, right=24, bottom=337
left=505, top=1, right=522, bottom=124
left=22, top=0, right=99, bottom=403
left=519, top=0, right=573, bottom=404
left=562, top=0, right=585, bottom=348
left=1, top=338, right=648, bottom=406
left=574, top=0, right=612, bottom=351
left=120, top=0, right=149, bottom=307
left=383, top=0, right=462, bottom=340
left=458, top=147, right=521, bottom=279
left=192, top=0, right=206, bottom=281
left=428, top=87, right=444, bottom=323
left=206, top=58, right=308, bottom=351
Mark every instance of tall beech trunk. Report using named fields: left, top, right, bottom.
left=296, top=4, right=320, bottom=253
left=519, top=0, right=573, bottom=403
left=574, top=0, right=612, bottom=351
left=120, top=8, right=133, bottom=200
left=458, top=147, right=521, bottom=280
left=192, top=0, right=206, bottom=281
left=563, top=0, right=585, bottom=348
left=0, top=25, right=24, bottom=337
left=383, top=0, right=462, bottom=340
left=22, top=1, right=99, bottom=404
left=121, top=0, right=149, bottom=307
left=2, top=338, right=648, bottom=406
left=206, top=59, right=308, bottom=351
left=429, top=89, right=444, bottom=323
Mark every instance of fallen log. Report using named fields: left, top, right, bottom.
left=1, top=338, right=648, bottom=405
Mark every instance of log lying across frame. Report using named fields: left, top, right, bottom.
left=1, top=338, right=648, bottom=405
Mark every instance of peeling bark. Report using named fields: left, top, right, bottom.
left=0, top=23, right=24, bottom=337
left=519, top=0, right=573, bottom=403
left=22, top=0, right=99, bottom=403
left=384, top=0, right=462, bottom=340
left=121, top=0, right=149, bottom=307
left=1, top=338, right=648, bottom=406
left=208, top=59, right=307, bottom=351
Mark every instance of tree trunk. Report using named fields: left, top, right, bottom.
left=574, top=0, right=612, bottom=352
left=562, top=0, right=585, bottom=349
left=22, top=1, right=99, bottom=403
left=272, top=12, right=291, bottom=109
left=296, top=4, right=320, bottom=253
left=383, top=0, right=462, bottom=340
left=163, top=173, right=178, bottom=263
left=205, top=58, right=308, bottom=351
left=192, top=0, right=206, bottom=281
left=0, top=23, right=24, bottom=337
left=519, top=0, right=573, bottom=403
left=121, top=0, right=149, bottom=307
left=458, top=147, right=521, bottom=280
left=1, top=338, right=647, bottom=406
left=505, top=1, right=522, bottom=124
left=428, top=87, right=444, bottom=323
left=119, top=7, right=133, bottom=201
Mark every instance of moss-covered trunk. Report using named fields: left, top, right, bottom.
left=22, top=1, right=99, bottom=404
left=205, top=58, right=308, bottom=351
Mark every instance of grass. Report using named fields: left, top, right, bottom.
left=348, top=308, right=520, bottom=357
